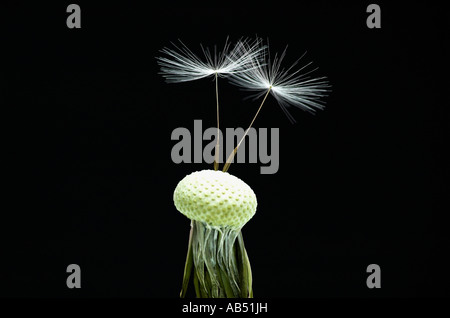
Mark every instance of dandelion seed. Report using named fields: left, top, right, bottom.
left=156, top=38, right=264, bottom=83
left=223, top=40, right=330, bottom=172
left=157, top=38, right=265, bottom=171
left=229, top=40, right=330, bottom=119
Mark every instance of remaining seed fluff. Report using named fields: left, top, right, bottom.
left=173, top=170, right=257, bottom=229
left=156, top=38, right=265, bottom=83
left=228, top=39, right=330, bottom=122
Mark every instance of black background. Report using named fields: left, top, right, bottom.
left=2, top=2, right=448, bottom=300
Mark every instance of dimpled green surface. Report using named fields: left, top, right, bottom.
left=174, top=170, right=257, bottom=229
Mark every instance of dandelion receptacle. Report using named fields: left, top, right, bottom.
left=175, top=170, right=256, bottom=297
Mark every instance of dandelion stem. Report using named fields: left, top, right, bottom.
left=214, top=72, right=220, bottom=171
left=223, top=87, right=272, bottom=173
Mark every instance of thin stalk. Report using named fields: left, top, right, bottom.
left=223, top=87, right=272, bottom=172
left=213, top=72, right=220, bottom=171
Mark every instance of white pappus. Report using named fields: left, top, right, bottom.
left=156, top=38, right=266, bottom=83
left=228, top=39, right=330, bottom=123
